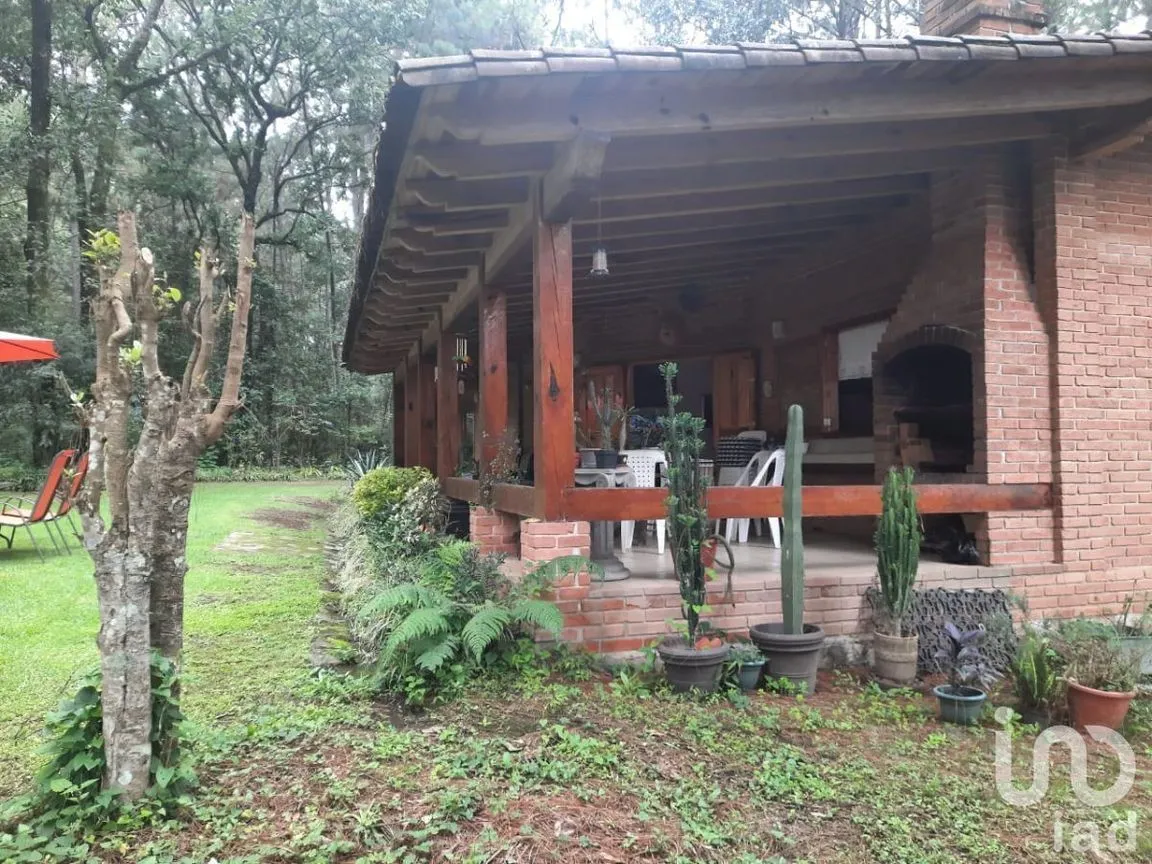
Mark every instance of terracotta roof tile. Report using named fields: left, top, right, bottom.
left=394, top=34, right=1152, bottom=87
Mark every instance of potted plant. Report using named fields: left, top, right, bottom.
left=1114, top=593, right=1152, bottom=678
left=933, top=622, right=1000, bottom=725
left=872, top=466, right=922, bottom=684
left=588, top=381, right=627, bottom=468
left=654, top=362, right=730, bottom=693
left=1012, top=627, right=1060, bottom=727
left=730, top=642, right=766, bottom=692
left=1055, top=620, right=1140, bottom=731
left=749, top=404, right=827, bottom=694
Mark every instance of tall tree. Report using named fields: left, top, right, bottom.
left=79, top=209, right=256, bottom=796
left=24, top=0, right=51, bottom=313
left=622, top=0, right=920, bottom=42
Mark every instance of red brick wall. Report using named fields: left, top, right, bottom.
left=519, top=518, right=591, bottom=568
left=1023, top=137, right=1152, bottom=615
left=872, top=150, right=1056, bottom=567
left=983, top=151, right=1056, bottom=566
left=469, top=506, right=519, bottom=556
left=921, top=0, right=1046, bottom=36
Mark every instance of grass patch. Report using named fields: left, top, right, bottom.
left=3, top=489, right=1150, bottom=862
left=0, top=481, right=340, bottom=795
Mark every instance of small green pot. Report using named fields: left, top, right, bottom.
left=933, top=684, right=987, bottom=725
left=737, top=659, right=766, bottom=692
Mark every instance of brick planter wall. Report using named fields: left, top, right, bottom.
left=469, top=506, right=520, bottom=556
left=519, top=519, right=591, bottom=568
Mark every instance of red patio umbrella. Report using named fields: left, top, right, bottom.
left=0, top=331, right=59, bottom=363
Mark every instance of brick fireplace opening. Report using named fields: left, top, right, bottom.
left=876, top=325, right=978, bottom=479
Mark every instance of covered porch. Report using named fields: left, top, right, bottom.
left=343, top=37, right=1152, bottom=646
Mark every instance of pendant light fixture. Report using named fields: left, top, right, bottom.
left=590, top=194, right=609, bottom=278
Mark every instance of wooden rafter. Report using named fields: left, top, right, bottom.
left=427, top=73, right=1152, bottom=145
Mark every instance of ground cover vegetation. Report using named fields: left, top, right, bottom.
left=5, top=478, right=1152, bottom=862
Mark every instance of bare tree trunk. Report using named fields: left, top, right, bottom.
left=80, top=210, right=255, bottom=799
left=92, top=538, right=154, bottom=796
left=24, top=0, right=52, bottom=315
left=147, top=465, right=194, bottom=660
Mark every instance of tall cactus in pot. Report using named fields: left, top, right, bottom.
left=749, top=404, right=826, bottom=693
left=781, top=404, right=805, bottom=635
left=871, top=465, right=922, bottom=684
left=875, top=466, right=921, bottom=636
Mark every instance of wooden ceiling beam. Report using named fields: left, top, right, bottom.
left=387, top=229, right=493, bottom=253
left=598, top=146, right=978, bottom=201
left=403, top=176, right=530, bottom=210
left=414, top=140, right=554, bottom=177
left=411, top=132, right=612, bottom=360
left=588, top=175, right=928, bottom=223
left=386, top=250, right=485, bottom=272
left=602, top=114, right=1056, bottom=172
left=1071, top=96, right=1152, bottom=161
left=570, top=222, right=847, bottom=257
left=569, top=197, right=904, bottom=242
left=428, top=73, right=1152, bottom=145
left=403, top=210, right=511, bottom=234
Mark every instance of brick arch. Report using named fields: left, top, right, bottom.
left=874, top=324, right=979, bottom=368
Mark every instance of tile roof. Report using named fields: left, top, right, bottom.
left=395, top=33, right=1152, bottom=87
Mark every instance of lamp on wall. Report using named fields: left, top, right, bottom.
left=771, top=320, right=787, bottom=341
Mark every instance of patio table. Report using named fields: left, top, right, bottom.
left=573, top=466, right=634, bottom=581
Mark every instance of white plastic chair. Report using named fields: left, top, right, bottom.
left=722, top=448, right=786, bottom=547
left=620, top=449, right=667, bottom=554
left=737, top=430, right=768, bottom=444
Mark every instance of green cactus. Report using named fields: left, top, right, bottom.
left=781, top=404, right=805, bottom=636
left=875, top=466, right=922, bottom=636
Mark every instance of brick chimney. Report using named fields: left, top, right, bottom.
left=921, top=0, right=1048, bottom=37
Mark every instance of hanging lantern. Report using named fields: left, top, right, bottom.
left=591, top=246, right=609, bottom=278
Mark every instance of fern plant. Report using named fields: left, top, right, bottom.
left=368, top=542, right=589, bottom=701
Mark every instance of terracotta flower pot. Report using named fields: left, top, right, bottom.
left=1066, top=680, right=1136, bottom=731
left=872, top=632, right=919, bottom=684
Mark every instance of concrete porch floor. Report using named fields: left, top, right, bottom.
left=614, top=530, right=1006, bottom=588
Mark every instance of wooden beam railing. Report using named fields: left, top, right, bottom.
left=441, top=478, right=542, bottom=518
left=443, top=480, right=1052, bottom=523
left=561, top=484, right=1052, bottom=522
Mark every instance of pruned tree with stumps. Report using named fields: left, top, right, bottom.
left=77, top=209, right=255, bottom=798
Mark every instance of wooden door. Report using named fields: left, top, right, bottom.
left=577, top=364, right=626, bottom=448
left=712, top=352, right=756, bottom=439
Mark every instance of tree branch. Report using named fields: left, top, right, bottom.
left=203, top=213, right=255, bottom=442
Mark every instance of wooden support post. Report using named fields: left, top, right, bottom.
left=436, top=333, right=461, bottom=479
left=419, top=353, right=437, bottom=472
left=532, top=218, right=575, bottom=520
left=480, top=284, right=509, bottom=470
left=404, top=355, right=420, bottom=469
left=393, top=376, right=406, bottom=466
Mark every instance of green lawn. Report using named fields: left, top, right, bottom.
left=2, top=482, right=1150, bottom=862
left=0, top=481, right=340, bottom=797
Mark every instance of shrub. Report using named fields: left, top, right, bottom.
left=352, top=466, right=433, bottom=518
